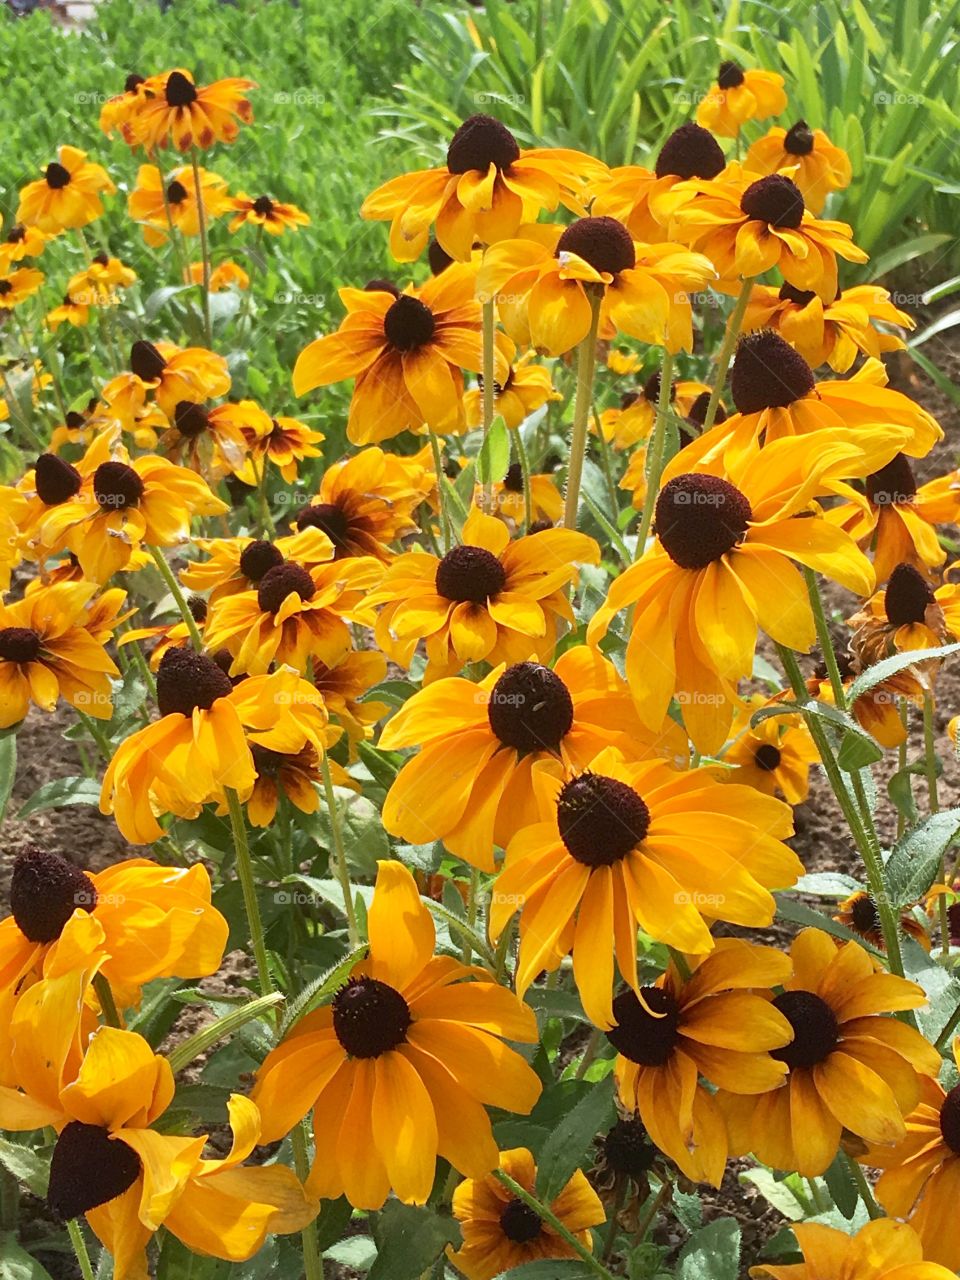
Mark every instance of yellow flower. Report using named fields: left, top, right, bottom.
left=368, top=506, right=599, bottom=682
left=744, top=121, right=852, bottom=213
left=99, top=72, right=154, bottom=138
left=723, top=692, right=819, bottom=803
left=313, top=649, right=389, bottom=756
left=847, top=562, right=950, bottom=668
left=185, top=259, right=249, bottom=291
left=232, top=412, right=323, bottom=484
left=0, top=266, right=44, bottom=308
left=449, top=1147, right=605, bottom=1279
left=606, top=941, right=793, bottom=1185
left=751, top=1219, right=956, bottom=1280
left=125, top=68, right=256, bottom=152
left=720, top=928, right=940, bottom=1177
left=158, top=397, right=268, bottom=478
left=0, top=487, right=26, bottom=590
left=128, top=163, right=230, bottom=247
left=67, top=254, right=136, bottom=308
left=46, top=293, right=90, bottom=331
left=251, top=860, right=541, bottom=1209
left=0, top=222, right=51, bottom=270
left=228, top=192, right=310, bottom=234
left=695, top=61, right=787, bottom=137
left=118, top=338, right=231, bottom=418
left=482, top=464, right=563, bottom=529
left=464, top=348, right=560, bottom=430
left=17, top=146, right=115, bottom=233
left=179, top=527, right=335, bottom=605
left=597, top=375, right=710, bottom=450
left=360, top=113, right=607, bottom=261
left=380, top=650, right=687, bottom=870
left=834, top=891, right=930, bottom=954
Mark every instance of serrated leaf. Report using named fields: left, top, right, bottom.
left=676, top=1218, right=740, bottom=1280
left=847, top=644, right=960, bottom=704
left=0, top=1138, right=49, bottom=1198
left=17, top=776, right=102, bottom=818
left=167, top=992, right=284, bottom=1074
left=836, top=729, right=884, bottom=771
left=885, top=809, right=960, bottom=907
left=368, top=1202, right=460, bottom=1280
left=0, top=1237, right=56, bottom=1280
left=280, top=943, right=368, bottom=1034
left=535, top=1074, right=615, bottom=1201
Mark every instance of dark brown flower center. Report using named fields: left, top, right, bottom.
left=130, top=339, right=167, bottom=382
left=167, top=180, right=188, bottom=205
left=297, top=502, right=351, bottom=552
left=717, top=60, right=745, bottom=88
left=730, top=330, right=816, bottom=413
left=124, top=73, right=145, bottom=93
left=655, top=474, right=752, bottom=569
left=849, top=893, right=881, bottom=937
left=740, top=174, right=805, bottom=229
left=939, top=1083, right=960, bottom=1155
left=7, top=224, right=26, bottom=244
left=446, top=114, right=520, bottom=175
left=643, top=372, right=675, bottom=405
left=499, top=1199, right=542, bottom=1244
left=332, top=976, right=411, bottom=1058
left=428, top=239, right=454, bottom=275
left=10, top=849, right=97, bottom=943
left=770, top=990, right=839, bottom=1068
left=257, top=561, right=316, bottom=614
left=754, top=742, right=781, bottom=772
left=239, top=538, right=284, bottom=583
left=784, top=120, right=815, bottom=156
left=35, top=453, right=81, bottom=506
left=0, top=627, right=42, bottom=664
left=655, top=122, right=725, bottom=180
left=779, top=282, right=816, bottom=306
left=383, top=294, right=436, bottom=351
left=0, top=282, right=12, bottom=296
left=557, top=772, right=650, bottom=867
left=252, top=195, right=275, bottom=216
left=187, top=595, right=207, bottom=623
left=173, top=400, right=210, bottom=438
left=487, top=662, right=574, bottom=755
left=866, top=454, right=917, bottom=509
left=155, top=646, right=233, bottom=717
left=557, top=216, right=636, bottom=276
left=502, top=462, right=523, bottom=493
left=885, top=562, right=935, bottom=627
left=686, top=391, right=726, bottom=428
left=606, top=987, right=680, bottom=1065
left=364, top=278, right=401, bottom=298
left=601, top=1117, right=657, bottom=1178
left=45, top=162, right=71, bottom=190
left=93, top=461, right=144, bottom=511
left=435, top=544, right=506, bottom=603
left=165, top=70, right=198, bottom=107
left=48, top=1122, right=142, bottom=1221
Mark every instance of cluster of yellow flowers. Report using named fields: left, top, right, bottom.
left=3, top=54, right=960, bottom=1280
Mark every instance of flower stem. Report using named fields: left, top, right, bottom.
left=634, top=1176, right=672, bottom=1242
left=923, top=693, right=951, bottom=955
left=633, top=347, right=675, bottom=554
left=481, top=298, right=496, bottom=511
left=320, top=754, right=360, bottom=948
left=190, top=148, right=213, bottom=348
left=428, top=431, right=452, bottom=554
left=702, top=277, right=752, bottom=434
left=492, top=1169, right=613, bottom=1279
left=563, top=289, right=602, bottom=529
left=514, top=428, right=534, bottom=534
left=291, top=1122, right=325, bottom=1280
left=147, top=545, right=203, bottom=651
left=226, top=787, right=275, bottom=999
left=600, top=1177, right=628, bottom=1263
left=461, top=867, right=481, bottom=965
left=92, top=973, right=122, bottom=1028
left=67, top=1219, right=95, bottom=1280
left=845, top=1154, right=884, bottom=1220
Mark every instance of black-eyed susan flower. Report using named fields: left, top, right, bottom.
left=477, top=218, right=715, bottom=356
left=312, top=649, right=389, bottom=755
left=751, top=1219, right=955, bottom=1280
left=0, top=974, right=314, bottom=1280
left=67, top=254, right=136, bottom=308
left=464, top=348, right=560, bottom=430
left=723, top=692, right=819, bottom=803
left=0, top=487, right=26, bottom=590
left=0, top=580, right=119, bottom=727
left=128, top=162, right=230, bottom=246
left=179, top=527, right=334, bottom=605
left=834, top=890, right=930, bottom=953
left=227, top=192, right=310, bottom=234
left=491, top=745, right=802, bottom=1028
left=695, top=61, right=787, bottom=138
left=46, top=293, right=90, bottom=331
left=805, top=652, right=925, bottom=751
left=126, top=68, right=256, bottom=152
left=100, top=654, right=330, bottom=843
left=37, top=430, right=228, bottom=583
left=667, top=166, right=866, bottom=299
left=593, top=122, right=727, bottom=240
left=0, top=266, right=44, bottom=309
left=380, top=649, right=687, bottom=871
left=448, top=1147, right=605, bottom=1279
left=719, top=928, right=940, bottom=1177
left=360, top=113, right=607, bottom=261
left=744, top=121, right=852, bottom=213
left=232, top=412, right=323, bottom=484
left=91, top=376, right=168, bottom=449
left=597, top=375, right=710, bottom=450
left=98, top=72, right=153, bottom=138
left=251, top=860, right=542, bottom=1209
left=202, top=552, right=382, bottom=676
left=368, top=506, right=599, bottom=682
left=186, top=258, right=249, bottom=291
left=159, top=397, right=268, bottom=477
left=17, top=146, right=116, bottom=233
left=605, top=941, right=793, bottom=1185
left=119, top=594, right=208, bottom=670
left=120, top=338, right=230, bottom=418
left=743, top=281, right=914, bottom=371
left=242, top=737, right=342, bottom=828
left=847, top=562, right=949, bottom=668
left=587, top=431, right=896, bottom=752
left=0, top=222, right=50, bottom=269
left=294, top=267, right=507, bottom=443
left=483, top=463, right=563, bottom=529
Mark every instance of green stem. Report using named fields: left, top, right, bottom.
left=634, top=1176, right=672, bottom=1242
left=935, top=995, right=960, bottom=1051
left=845, top=1154, right=884, bottom=1220
left=67, top=1219, right=95, bottom=1280
left=226, top=787, right=274, bottom=999
left=320, top=754, right=360, bottom=948
left=74, top=708, right=112, bottom=761
left=461, top=867, right=481, bottom=966
left=514, top=428, right=534, bottom=534
left=633, top=347, right=675, bottom=553
left=93, top=973, right=122, bottom=1028
left=236, top=224, right=264, bottom=338
left=701, top=276, right=752, bottom=434
left=190, top=149, right=213, bottom=348
left=562, top=289, right=602, bottom=529
left=481, top=298, right=496, bottom=510
left=804, top=569, right=846, bottom=710
left=253, top=451, right=276, bottom=538
left=428, top=431, right=452, bottom=554
left=574, top=1026, right=602, bottom=1080
left=291, top=1122, right=325, bottom=1280
left=923, top=693, right=950, bottom=955
left=147, top=545, right=203, bottom=650
left=492, top=1169, right=613, bottom=1279
left=600, top=1177, right=628, bottom=1264
left=897, top=699, right=908, bottom=840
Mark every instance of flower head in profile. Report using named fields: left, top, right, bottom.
left=67, top=254, right=136, bottom=309
left=119, top=337, right=231, bottom=417
left=477, top=217, right=715, bottom=356
left=0, top=266, right=44, bottom=309
left=597, top=374, right=710, bottom=451
left=232, top=412, right=323, bottom=484
left=743, top=281, right=914, bottom=371
left=380, top=649, right=687, bottom=870
left=17, top=147, right=116, bottom=233
left=720, top=928, right=940, bottom=1177
left=696, top=61, right=787, bottom=137
left=847, top=561, right=951, bottom=667
left=46, top=293, right=91, bottom=331
left=449, top=1147, right=605, bottom=1280
left=293, top=267, right=508, bottom=443
left=723, top=693, right=819, bottom=804
left=179, top=527, right=335, bottom=605
left=360, top=113, right=608, bottom=261
left=834, top=890, right=930, bottom=954
left=481, top=462, right=563, bottom=531
left=605, top=941, right=793, bottom=1185
left=464, top=348, right=560, bottom=431
left=128, top=163, right=230, bottom=246
left=751, top=1220, right=956, bottom=1280
left=491, top=745, right=802, bottom=1028
left=0, top=222, right=50, bottom=270
left=252, top=860, right=542, bottom=1210
left=158, top=397, right=268, bottom=478
left=228, top=192, right=310, bottom=234
left=368, top=507, right=599, bottom=682
left=744, top=120, right=852, bottom=213
left=125, top=68, right=256, bottom=152
left=98, top=72, right=153, bottom=137
left=186, top=258, right=250, bottom=291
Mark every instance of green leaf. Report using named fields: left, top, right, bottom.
left=167, top=992, right=284, bottom=1074
left=535, top=1074, right=615, bottom=1201
left=847, top=644, right=960, bottom=704
left=0, top=732, right=16, bottom=824
left=823, top=1154, right=860, bottom=1220
left=0, top=1237, right=56, bottom=1280
left=503, top=1264, right=594, bottom=1278
left=157, top=1236, right=230, bottom=1278
left=368, top=1202, right=460, bottom=1280
left=17, top=776, right=102, bottom=818
left=280, top=943, right=368, bottom=1035
left=794, top=872, right=862, bottom=897
left=475, top=415, right=511, bottom=486
left=836, top=729, right=884, bottom=771
left=0, top=1138, right=49, bottom=1198
left=740, top=1168, right=805, bottom=1220
left=885, top=809, right=960, bottom=907
left=676, top=1218, right=741, bottom=1280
